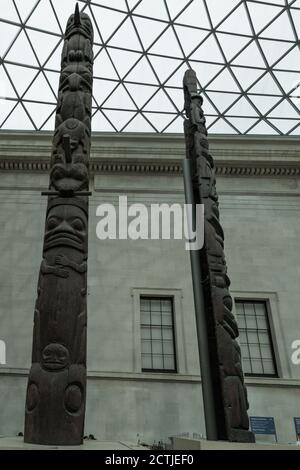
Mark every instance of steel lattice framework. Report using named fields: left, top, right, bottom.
left=0, top=0, right=300, bottom=134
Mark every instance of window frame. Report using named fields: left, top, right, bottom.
left=131, top=288, right=186, bottom=375
left=235, top=298, right=278, bottom=378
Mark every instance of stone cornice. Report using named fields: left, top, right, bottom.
left=0, top=131, right=300, bottom=177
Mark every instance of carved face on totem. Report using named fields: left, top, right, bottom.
left=65, top=13, right=93, bottom=42
left=42, top=343, right=70, bottom=371
left=51, top=163, right=88, bottom=193
left=60, top=63, right=92, bottom=92
left=44, top=204, right=87, bottom=252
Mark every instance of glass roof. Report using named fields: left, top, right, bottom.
left=0, top=0, right=300, bottom=135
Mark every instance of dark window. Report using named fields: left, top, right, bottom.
left=140, top=297, right=177, bottom=373
left=235, top=300, right=278, bottom=377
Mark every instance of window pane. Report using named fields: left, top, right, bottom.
left=263, top=359, right=276, bottom=375
left=151, top=313, right=161, bottom=325
left=152, top=327, right=162, bottom=340
left=251, top=359, right=264, bottom=374
left=150, top=299, right=161, bottom=311
left=162, top=327, right=173, bottom=340
left=140, top=298, right=150, bottom=311
left=242, top=358, right=252, bottom=374
left=152, top=355, right=164, bottom=369
left=141, top=340, right=151, bottom=354
left=141, top=327, right=151, bottom=339
left=152, top=340, right=163, bottom=354
left=141, top=312, right=150, bottom=325
left=162, top=313, right=172, bottom=326
left=164, top=356, right=175, bottom=370
left=163, top=340, right=174, bottom=354
left=142, top=354, right=152, bottom=369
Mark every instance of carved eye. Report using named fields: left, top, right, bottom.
left=47, top=217, right=59, bottom=230
left=72, top=218, right=84, bottom=231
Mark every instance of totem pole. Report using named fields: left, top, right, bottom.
left=24, top=4, right=94, bottom=445
left=183, top=69, right=255, bottom=443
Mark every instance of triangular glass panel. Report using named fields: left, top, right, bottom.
left=249, top=72, right=282, bottom=95
left=190, top=35, right=224, bottom=63
left=268, top=119, right=298, bottom=134
left=5, top=30, right=39, bottom=66
left=127, top=0, right=141, bottom=11
left=91, top=110, right=116, bottom=132
left=102, top=109, right=136, bottom=131
left=291, top=8, right=300, bottom=38
left=108, top=48, right=141, bottom=79
left=164, top=62, right=191, bottom=87
left=93, top=48, right=119, bottom=80
left=209, top=118, right=238, bottom=134
left=218, top=4, right=252, bottom=35
left=26, top=30, right=61, bottom=66
left=43, top=42, right=63, bottom=70
left=14, top=0, right=38, bottom=23
left=231, top=67, right=265, bottom=91
left=226, top=117, right=259, bottom=134
left=166, top=0, right=191, bottom=21
left=249, top=95, right=281, bottom=114
left=149, top=27, right=183, bottom=58
left=103, top=84, right=137, bottom=110
left=274, top=46, right=300, bottom=72
left=216, top=33, right=251, bottom=62
left=44, top=70, right=60, bottom=97
left=123, top=113, right=156, bottom=132
left=247, top=2, right=283, bottom=34
left=232, top=41, right=265, bottom=67
left=26, top=0, right=61, bottom=33
left=274, top=71, right=300, bottom=94
left=91, top=0, right=127, bottom=11
left=207, top=69, right=240, bottom=92
left=163, top=115, right=184, bottom=133
left=268, top=99, right=300, bottom=118
left=174, top=25, right=209, bottom=56
left=134, top=0, right=168, bottom=20
left=201, top=94, right=219, bottom=115
left=109, top=18, right=143, bottom=51
left=1, top=102, right=35, bottom=130
left=24, top=102, right=56, bottom=128
left=206, top=0, right=241, bottom=27
left=288, top=124, right=300, bottom=135
left=133, top=16, right=168, bottom=50
left=176, top=0, right=210, bottom=28
left=261, top=11, right=295, bottom=40
left=143, top=112, right=177, bottom=132
left=91, top=5, right=127, bottom=42
left=190, top=62, right=224, bottom=88
left=0, top=66, right=17, bottom=99
left=205, top=92, right=239, bottom=113
left=1, top=1, right=20, bottom=22
left=0, top=99, right=17, bottom=125
left=42, top=111, right=56, bottom=131
left=126, top=56, right=159, bottom=85
left=23, top=72, right=56, bottom=102
left=226, top=97, right=259, bottom=117
left=93, top=79, right=118, bottom=106
left=0, top=24, right=21, bottom=58
left=248, top=119, right=279, bottom=134
left=148, top=56, right=183, bottom=84
left=5, top=64, right=39, bottom=97
left=205, top=116, right=218, bottom=128
left=143, top=89, right=175, bottom=112
left=259, top=39, right=294, bottom=67
left=124, top=83, right=157, bottom=108
left=165, top=88, right=185, bottom=111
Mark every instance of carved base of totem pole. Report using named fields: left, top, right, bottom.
left=24, top=4, right=93, bottom=446
left=183, top=69, right=255, bottom=443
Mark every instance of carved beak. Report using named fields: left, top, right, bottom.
left=74, top=3, right=81, bottom=26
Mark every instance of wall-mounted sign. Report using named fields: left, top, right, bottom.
left=250, top=417, right=277, bottom=441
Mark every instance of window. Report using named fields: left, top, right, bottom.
left=140, top=297, right=177, bottom=373
left=235, top=300, right=278, bottom=377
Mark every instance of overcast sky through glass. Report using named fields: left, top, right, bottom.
left=0, top=0, right=299, bottom=135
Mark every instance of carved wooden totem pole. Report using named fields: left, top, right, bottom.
left=183, top=69, right=255, bottom=442
left=24, top=5, right=93, bottom=445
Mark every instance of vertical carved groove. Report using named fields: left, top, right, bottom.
left=24, top=4, right=94, bottom=446
left=183, top=69, right=255, bottom=443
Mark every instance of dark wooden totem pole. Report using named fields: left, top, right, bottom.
left=24, top=4, right=94, bottom=445
left=183, top=69, right=255, bottom=443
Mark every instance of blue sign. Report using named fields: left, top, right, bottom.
left=294, top=418, right=300, bottom=436
left=250, top=417, right=276, bottom=435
